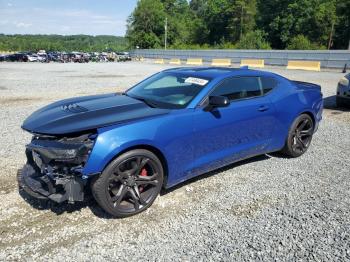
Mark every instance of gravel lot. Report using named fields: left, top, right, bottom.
left=0, top=62, right=349, bottom=261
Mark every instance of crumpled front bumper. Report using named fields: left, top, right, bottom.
left=18, top=133, right=96, bottom=203
left=18, top=163, right=85, bottom=203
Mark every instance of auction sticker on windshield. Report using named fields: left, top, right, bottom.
left=185, top=77, right=209, bottom=86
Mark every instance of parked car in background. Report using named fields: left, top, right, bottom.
left=70, top=52, right=82, bottom=63
left=69, top=52, right=89, bottom=63
left=27, top=53, right=39, bottom=62
left=99, top=52, right=109, bottom=62
left=60, top=52, right=71, bottom=63
left=336, top=74, right=350, bottom=107
left=19, top=67, right=323, bottom=218
left=107, top=52, right=116, bottom=62
left=0, top=54, right=6, bottom=62
left=47, top=52, right=61, bottom=62
left=6, top=53, right=28, bottom=62
left=37, top=53, right=48, bottom=63
left=0, top=50, right=132, bottom=63
left=117, top=52, right=131, bottom=62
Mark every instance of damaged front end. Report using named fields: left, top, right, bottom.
left=18, top=132, right=97, bottom=203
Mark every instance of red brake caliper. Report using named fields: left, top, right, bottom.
left=139, top=168, right=147, bottom=193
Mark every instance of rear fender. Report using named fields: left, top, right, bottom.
left=269, top=82, right=323, bottom=150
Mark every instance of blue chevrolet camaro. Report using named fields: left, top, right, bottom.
left=20, top=67, right=323, bottom=217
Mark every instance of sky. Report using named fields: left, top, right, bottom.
left=0, top=0, right=138, bottom=36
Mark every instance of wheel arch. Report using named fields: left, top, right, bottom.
left=101, top=144, right=169, bottom=188
left=282, top=109, right=316, bottom=147
left=299, top=110, right=316, bottom=128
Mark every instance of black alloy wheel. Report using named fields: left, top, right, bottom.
left=91, top=149, right=164, bottom=217
left=281, top=114, right=314, bottom=157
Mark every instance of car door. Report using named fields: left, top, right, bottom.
left=189, top=76, right=278, bottom=176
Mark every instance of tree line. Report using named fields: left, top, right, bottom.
left=0, top=34, right=128, bottom=52
left=126, top=0, right=350, bottom=50
left=1, top=0, right=348, bottom=52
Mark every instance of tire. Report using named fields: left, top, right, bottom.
left=280, top=114, right=314, bottom=158
left=336, top=96, right=349, bottom=108
left=91, top=149, right=164, bottom=218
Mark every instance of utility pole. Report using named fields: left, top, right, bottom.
left=328, top=21, right=335, bottom=50
left=240, top=5, right=243, bottom=40
left=164, top=17, right=168, bottom=50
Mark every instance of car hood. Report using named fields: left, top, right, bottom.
left=22, top=93, right=171, bottom=135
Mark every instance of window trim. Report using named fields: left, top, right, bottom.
left=197, top=75, right=278, bottom=108
left=260, top=76, right=278, bottom=96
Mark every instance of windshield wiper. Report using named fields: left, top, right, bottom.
left=124, top=93, right=159, bottom=108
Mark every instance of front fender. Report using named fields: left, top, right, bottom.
left=82, top=123, right=164, bottom=176
left=81, top=109, right=194, bottom=182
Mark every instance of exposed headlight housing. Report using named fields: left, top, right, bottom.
left=26, top=133, right=95, bottom=167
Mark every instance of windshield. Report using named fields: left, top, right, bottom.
left=126, top=72, right=211, bottom=109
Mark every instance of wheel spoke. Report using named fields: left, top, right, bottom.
left=115, top=165, right=128, bottom=176
left=129, top=187, right=146, bottom=210
left=298, top=119, right=309, bottom=131
left=292, top=143, right=299, bottom=152
left=300, top=127, right=313, bottom=136
left=133, top=185, right=141, bottom=198
left=133, top=186, right=147, bottom=205
left=109, top=174, right=120, bottom=183
left=137, top=172, right=158, bottom=180
left=128, top=161, right=138, bottom=174
left=111, top=184, right=128, bottom=206
left=292, top=137, right=299, bottom=149
left=136, top=179, right=159, bottom=186
left=134, top=157, right=150, bottom=174
left=296, top=136, right=306, bottom=148
left=136, top=172, right=159, bottom=185
left=292, top=135, right=298, bottom=145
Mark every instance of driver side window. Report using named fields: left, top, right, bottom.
left=211, top=76, right=263, bottom=101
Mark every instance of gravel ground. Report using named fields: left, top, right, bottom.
left=0, top=62, right=349, bottom=261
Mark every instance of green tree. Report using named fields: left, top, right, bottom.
left=126, top=0, right=166, bottom=49
left=188, top=0, right=210, bottom=45
left=161, top=0, right=192, bottom=46
left=235, top=30, right=271, bottom=49
left=311, top=0, right=337, bottom=48
left=334, top=0, right=350, bottom=49
left=257, top=0, right=336, bottom=49
left=0, top=35, right=127, bottom=52
left=198, top=0, right=256, bottom=45
left=286, top=34, right=324, bottom=49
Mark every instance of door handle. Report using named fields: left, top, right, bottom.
left=258, top=105, right=269, bottom=112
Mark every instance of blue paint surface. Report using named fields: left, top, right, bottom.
left=23, top=67, right=323, bottom=188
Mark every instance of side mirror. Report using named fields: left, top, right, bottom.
left=204, top=96, right=230, bottom=111
left=208, top=95, right=230, bottom=108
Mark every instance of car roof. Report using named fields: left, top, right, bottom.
left=163, top=67, right=271, bottom=79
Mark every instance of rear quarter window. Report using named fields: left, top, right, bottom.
left=260, top=77, right=278, bottom=94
